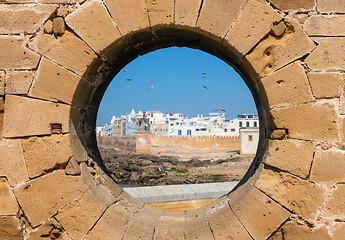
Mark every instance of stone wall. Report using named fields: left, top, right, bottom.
left=97, top=136, right=136, bottom=152
left=0, top=0, right=344, bottom=239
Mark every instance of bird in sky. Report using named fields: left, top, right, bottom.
left=214, top=109, right=226, bottom=112
left=123, top=69, right=128, bottom=72
left=126, top=78, right=132, bottom=81
left=202, top=86, right=208, bottom=89
left=148, top=85, right=153, bottom=90
left=203, top=76, right=208, bottom=78
left=203, top=72, right=209, bottom=75
left=145, top=81, right=151, bottom=84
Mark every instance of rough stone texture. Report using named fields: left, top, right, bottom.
left=57, top=6, right=69, bottom=17
left=305, top=38, right=345, bottom=71
left=43, top=20, right=53, bottom=34
left=308, top=72, right=341, bottom=99
left=333, top=223, right=345, bottom=239
left=0, top=71, right=4, bottom=96
left=271, top=21, right=287, bottom=37
left=224, top=0, right=282, bottom=58
left=22, top=134, right=72, bottom=178
left=264, top=140, right=314, bottom=179
left=245, top=17, right=315, bottom=77
left=154, top=212, right=185, bottom=240
left=85, top=202, right=133, bottom=240
left=29, top=30, right=99, bottom=77
left=104, top=0, right=150, bottom=35
left=230, top=186, right=289, bottom=240
left=0, top=216, right=22, bottom=240
left=255, top=167, right=326, bottom=221
left=66, top=1, right=122, bottom=54
left=122, top=205, right=163, bottom=240
left=3, top=95, right=70, bottom=138
left=270, top=101, right=340, bottom=141
left=258, top=62, right=314, bottom=109
left=13, top=170, right=90, bottom=227
left=146, top=0, right=174, bottom=26
left=0, top=5, right=55, bottom=34
left=270, top=221, right=331, bottom=239
left=318, top=0, right=345, bottom=13
left=310, top=150, right=345, bottom=184
left=29, top=58, right=91, bottom=108
left=0, top=178, right=18, bottom=215
left=269, top=0, right=315, bottom=10
left=271, top=129, right=286, bottom=140
left=52, top=17, right=65, bottom=35
left=304, top=15, right=345, bottom=37
left=56, top=186, right=116, bottom=240
left=0, top=139, right=29, bottom=186
left=184, top=207, right=214, bottom=240
left=175, top=0, right=202, bottom=28
left=324, top=184, right=345, bottom=219
left=65, top=157, right=81, bottom=175
left=0, top=36, right=40, bottom=70
left=5, top=71, right=35, bottom=95
left=207, top=197, right=251, bottom=239
left=26, top=218, right=67, bottom=240
left=197, top=0, right=248, bottom=38
left=341, top=75, right=345, bottom=115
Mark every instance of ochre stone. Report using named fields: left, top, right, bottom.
left=3, top=95, right=70, bottom=138
left=224, top=0, right=282, bottom=58
left=245, top=17, right=315, bottom=77
left=0, top=139, right=29, bottom=186
left=0, top=216, right=22, bottom=240
left=13, top=170, right=90, bottom=227
left=197, top=0, right=247, bottom=38
left=122, top=205, right=163, bottom=240
left=305, top=38, right=345, bottom=71
left=5, top=71, right=35, bottom=95
left=230, top=185, right=290, bottom=240
left=271, top=21, right=287, bottom=37
left=308, top=72, right=341, bottom=99
left=333, top=223, right=345, bottom=239
left=304, top=15, right=345, bottom=37
left=269, top=0, right=315, bottom=10
left=264, top=140, right=314, bottom=178
left=324, top=184, right=345, bottom=218
left=66, top=1, right=121, bottom=54
left=270, top=101, right=340, bottom=141
left=43, top=20, right=53, bottom=34
left=0, top=71, right=4, bottom=96
left=65, top=157, right=81, bottom=175
left=310, top=149, right=345, bottom=184
left=154, top=212, right=185, bottom=240
left=29, top=30, right=99, bottom=77
left=22, top=134, right=72, bottom=178
left=318, top=0, right=345, bottom=13
left=57, top=6, right=69, bottom=17
left=146, top=0, right=174, bottom=26
left=0, top=5, right=55, bottom=34
left=175, top=0, right=202, bottom=28
left=52, top=17, right=65, bottom=35
left=258, top=62, right=314, bottom=109
left=104, top=0, right=150, bottom=35
left=184, top=207, right=214, bottom=239
left=271, top=129, right=286, bottom=140
left=0, top=178, right=19, bottom=215
left=0, top=36, right=40, bottom=70
left=255, top=167, right=326, bottom=222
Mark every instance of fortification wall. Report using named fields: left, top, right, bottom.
left=97, top=136, right=136, bottom=152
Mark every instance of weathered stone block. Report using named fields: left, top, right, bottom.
left=185, top=207, right=214, bottom=239
left=118, top=191, right=144, bottom=214
left=264, top=140, right=314, bottom=179
left=26, top=218, right=67, bottom=240
left=29, top=58, right=91, bottom=108
left=43, top=20, right=53, bottom=34
left=22, top=134, right=72, bottom=178
left=224, top=0, right=282, bottom=58
left=271, top=21, right=287, bottom=37
left=0, top=216, right=22, bottom=240
left=270, top=101, right=340, bottom=141
left=154, top=212, right=185, bottom=240
left=304, top=15, right=345, bottom=37
left=305, top=38, right=345, bottom=71
left=104, top=0, right=150, bottom=35
left=146, top=0, right=174, bottom=26
left=123, top=205, right=163, bottom=240
left=207, top=197, right=251, bottom=239
left=255, top=167, right=326, bottom=221
left=333, top=223, right=345, bottom=239
left=0, top=36, right=40, bottom=70
left=310, top=149, right=345, bottom=184
left=271, top=129, right=286, bottom=140
left=269, top=0, right=315, bottom=10
left=13, top=170, right=90, bottom=227
left=0, top=5, right=55, bottom=34
left=308, top=72, right=341, bottom=99
left=56, top=186, right=116, bottom=240
left=230, top=185, right=289, bottom=240
left=341, top=74, right=345, bottom=115
left=5, top=71, right=35, bottom=95
left=175, top=0, right=202, bottom=28
left=0, top=71, right=4, bottom=96
left=85, top=202, right=133, bottom=240
left=0, top=139, right=29, bottom=186
left=0, top=178, right=19, bottom=215
left=245, top=17, right=315, bottom=77
left=65, top=157, right=81, bottom=175
left=197, top=0, right=247, bottom=38
left=258, top=62, right=314, bottom=108
left=66, top=1, right=121, bottom=54
left=324, top=184, right=345, bottom=218
left=29, top=30, right=99, bottom=77
left=3, top=95, right=70, bottom=138
left=318, top=0, right=345, bottom=13
left=52, top=17, right=65, bottom=35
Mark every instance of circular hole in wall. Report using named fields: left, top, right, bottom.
left=96, top=47, right=260, bottom=212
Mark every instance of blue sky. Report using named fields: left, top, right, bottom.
left=97, top=47, right=257, bottom=127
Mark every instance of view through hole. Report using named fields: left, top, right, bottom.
left=96, top=47, right=259, bottom=212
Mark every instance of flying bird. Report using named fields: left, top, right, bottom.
left=203, top=72, right=209, bottom=75
left=203, top=76, right=208, bottom=78
left=148, top=85, right=153, bottom=90
left=145, top=81, right=151, bottom=84
left=214, top=109, right=226, bottom=112
left=126, top=78, right=132, bottom=81
left=123, top=69, right=128, bottom=72
left=202, top=86, right=208, bottom=89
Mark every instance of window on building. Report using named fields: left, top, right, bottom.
left=246, top=121, right=250, bottom=127
left=178, top=130, right=182, bottom=136
left=187, top=130, right=191, bottom=135
left=249, top=135, right=253, bottom=141
left=224, top=129, right=227, bottom=132
left=196, top=129, right=200, bottom=131
left=231, top=128, right=235, bottom=132
left=239, top=122, right=242, bottom=127
left=254, top=121, right=257, bottom=127
left=201, top=128, right=207, bottom=131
